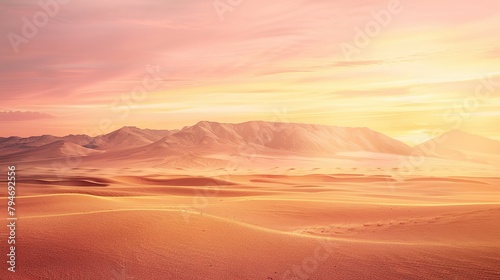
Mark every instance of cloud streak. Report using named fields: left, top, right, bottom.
left=0, top=111, right=55, bottom=121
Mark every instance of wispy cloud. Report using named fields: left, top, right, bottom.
left=0, top=111, right=55, bottom=121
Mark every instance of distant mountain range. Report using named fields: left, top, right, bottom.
left=414, top=129, right=500, bottom=164
left=1, top=121, right=499, bottom=168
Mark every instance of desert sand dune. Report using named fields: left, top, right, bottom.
left=1, top=170, right=499, bottom=279
left=20, top=178, right=109, bottom=187
left=113, top=175, right=237, bottom=186
left=5, top=203, right=499, bottom=280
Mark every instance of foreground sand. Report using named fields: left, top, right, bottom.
left=1, top=169, right=499, bottom=279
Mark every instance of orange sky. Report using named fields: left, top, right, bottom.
left=1, top=0, right=499, bottom=144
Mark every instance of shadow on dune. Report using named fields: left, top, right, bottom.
left=114, top=176, right=237, bottom=186
left=20, top=178, right=111, bottom=187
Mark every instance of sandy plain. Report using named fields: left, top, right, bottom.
left=1, top=165, right=499, bottom=280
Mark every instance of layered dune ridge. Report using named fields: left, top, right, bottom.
left=1, top=121, right=499, bottom=279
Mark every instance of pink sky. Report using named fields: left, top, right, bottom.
left=1, top=0, right=499, bottom=144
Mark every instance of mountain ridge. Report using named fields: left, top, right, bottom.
left=1, top=121, right=499, bottom=167
left=414, top=129, right=500, bottom=163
